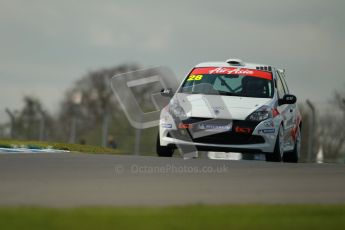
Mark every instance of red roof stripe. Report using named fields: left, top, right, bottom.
left=190, top=67, right=272, bottom=80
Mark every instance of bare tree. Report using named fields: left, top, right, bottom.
left=319, top=89, right=345, bottom=162
left=57, top=63, right=168, bottom=153
left=5, top=96, right=54, bottom=141
left=58, top=64, right=140, bottom=144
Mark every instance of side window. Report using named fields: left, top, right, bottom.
left=279, top=72, right=289, bottom=94
left=275, top=72, right=286, bottom=100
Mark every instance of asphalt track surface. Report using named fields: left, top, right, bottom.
left=0, top=152, right=345, bottom=207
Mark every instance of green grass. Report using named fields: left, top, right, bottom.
left=0, top=139, right=120, bottom=154
left=0, top=205, right=344, bottom=230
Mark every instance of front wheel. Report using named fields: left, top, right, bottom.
left=156, top=134, right=174, bottom=157
left=265, top=125, right=284, bottom=162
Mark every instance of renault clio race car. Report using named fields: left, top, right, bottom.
left=157, top=59, right=302, bottom=162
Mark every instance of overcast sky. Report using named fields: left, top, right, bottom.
left=0, top=0, right=344, bottom=122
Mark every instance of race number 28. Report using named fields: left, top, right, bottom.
left=187, top=75, right=203, bottom=81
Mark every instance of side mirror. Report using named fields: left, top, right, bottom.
left=279, top=94, right=297, bottom=105
left=160, top=88, right=174, bottom=97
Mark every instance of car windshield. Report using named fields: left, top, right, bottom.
left=179, top=67, right=274, bottom=98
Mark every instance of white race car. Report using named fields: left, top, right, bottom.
left=157, top=59, right=302, bottom=162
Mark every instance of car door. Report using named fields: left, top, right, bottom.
left=275, top=71, right=294, bottom=148
left=279, top=72, right=297, bottom=147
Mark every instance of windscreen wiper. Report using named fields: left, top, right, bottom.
left=218, top=91, right=241, bottom=96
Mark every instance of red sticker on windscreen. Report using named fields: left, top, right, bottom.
left=190, top=67, right=272, bottom=80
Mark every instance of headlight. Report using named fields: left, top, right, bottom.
left=169, top=102, right=187, bottom=120
left=246, top=106, right=271, bottom=121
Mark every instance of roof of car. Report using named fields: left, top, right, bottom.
left=195, top=61, right=269, bottom=69
left=194, top=59, right=285, bottom=74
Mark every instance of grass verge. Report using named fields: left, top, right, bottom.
left=0, top=139, right=120, bottom=154
left=0, top=205, right=344, bottom=230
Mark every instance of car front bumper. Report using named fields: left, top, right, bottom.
left=159, top=118, right=279, bottom=154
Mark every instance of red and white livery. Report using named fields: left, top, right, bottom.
left=157, top=59, right=302, bottom=162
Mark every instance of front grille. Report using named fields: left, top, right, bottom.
left=181, top=117, right=259, bottom=131
left=181, top=117, right=212, bottom=124
left=192, top=132, right=265, bottom=145
left=168, top=117, right=264, bottom=145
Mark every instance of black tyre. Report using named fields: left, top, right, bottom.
left=283, top=127, right=300, bottom=163
left=156, top=134, right=174, bottom=157
left=266, top=125, right=283, bottom=162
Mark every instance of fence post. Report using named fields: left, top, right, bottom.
left=306, top=100, right=316, bottom=162
left=5, top=108, right=15, bottom=139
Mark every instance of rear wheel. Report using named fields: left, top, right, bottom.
left=283, top=127, right=300, bottom=163
left=265, top=125, right=284, bottom=162
left=156, top=134, right=174, bottom=157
